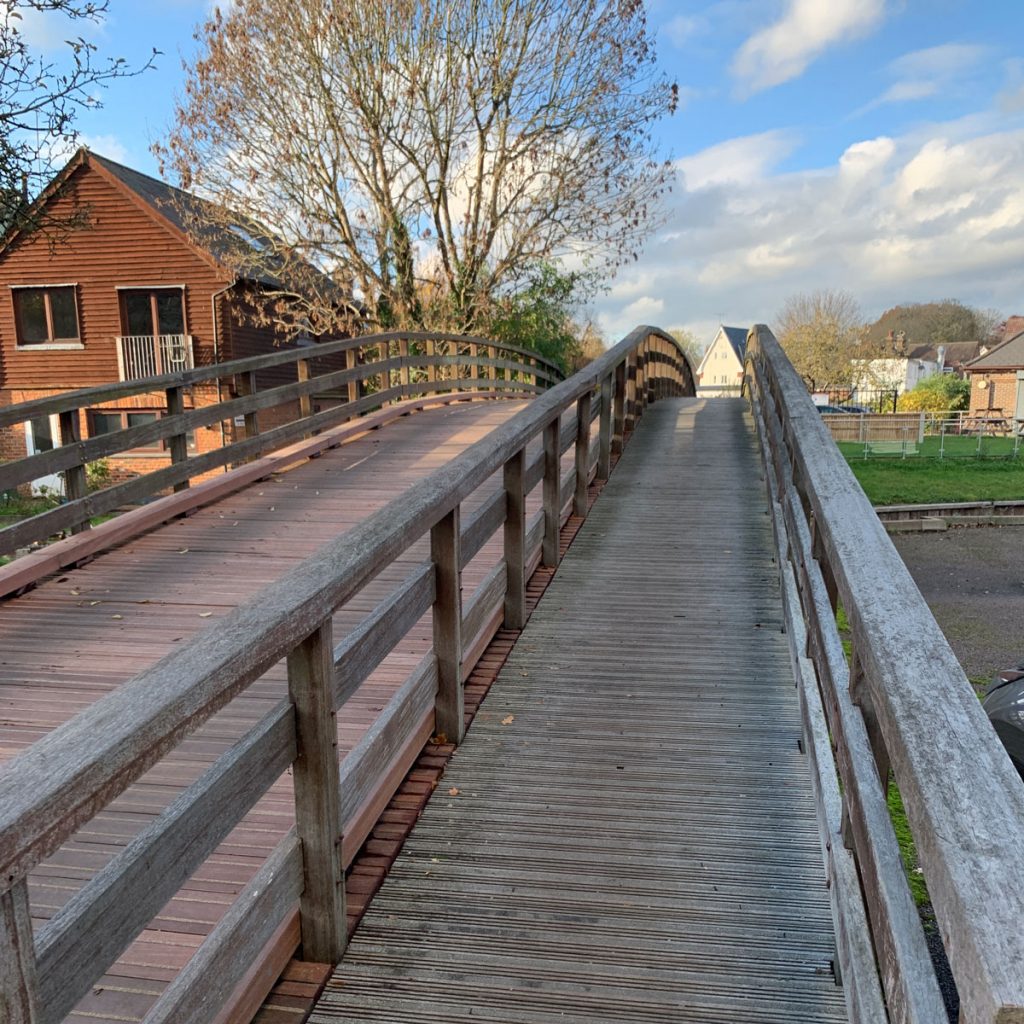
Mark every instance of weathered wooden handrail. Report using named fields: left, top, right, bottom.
left=745, top=323, right=1024, bottom=1024
left=0, top=326, right=694, bottom=1024
left=0, top=331, right=564, bottom=556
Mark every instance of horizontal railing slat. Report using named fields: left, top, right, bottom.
left=141, top=830, right=303, bottom=1024
left=338, top=655, right=438, bottom=826
left=0, top=330, right=564, bottom=430
left=34, top=702, right=296, bottom=1024
left=333, top=564, right=436, bottom=707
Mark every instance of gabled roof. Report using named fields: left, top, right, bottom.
left=905, top=341, right=984, bottom=364
left=965, top=330, right=1024, bottom=371
left=3, top=148, right=338, bottom=298
left=720, top=325, right=748, bottom=362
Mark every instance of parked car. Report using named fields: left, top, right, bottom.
left=982, top=662, right=1024, bottom=779
left=816, top=404, right=855, bottom=414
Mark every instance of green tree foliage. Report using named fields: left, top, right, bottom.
left=485, top=265, right=584, bottom=374
left=896, top=373, right=971, bottom=412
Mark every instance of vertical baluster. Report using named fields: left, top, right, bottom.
left=165, top=385, right=189, bottom=492
left=236, top=370, right=259, bottom=440
left=432, top=508, right=464, bottom=744
left=598, top=373, right=613, bottom=480
left=542, top=418, right=561, bottom=568
left=297, top=357, right=313, bottom=425
left=0, top=880, right=40, bottom=1024
left=612, top=361, right=627, bottom=457
left=574, top=390, right=592, bottom=517
left=287, top=621, right=346, bottom=962
left=503, top=448, right=527, bottom=630
left=468, top=342, right=479, bottom=387
left=624, top=352, right=638, bottom=434
left=427, top=339, right=438, bottom=384
left=399, top=338, right=410, bottom=395
left=345, top=348, right=360, bottom=407
left=58, top=409, right=89, bottom=533
left=487, top=344, right=497, bottom=385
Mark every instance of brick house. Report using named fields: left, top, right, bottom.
left=964, top=329, right=1024, bottom=425
left=0, top=148, right=341, bottom=484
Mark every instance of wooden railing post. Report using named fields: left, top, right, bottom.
left=164, top=385, right=189, bottom=492
left=0, top=880, right=40, bottom=1023
left=236, top=370, right=260, bottom=440
left=345, top=349, right=360, bottom=406
left=503, top=448, right=527, bottom=630
left=58, top=409, right=89, bottom=534
left=487, top=345, right=497, bottom=384
left=398, top=338, right=410, bottom=394
left=296, top=358, right=313, bottom=423
left=574, top=391, right=592, bottom=517
left=468, top=342, right=479, bottom=385
left=426, top=340, right=438, bottom=384
left=432, top=507, right=464, bottom=744
left=611, top=361, right=627, bottom=457
left=287, top=620, right=346, bottom=963
left=624, top=352, right=638, bottom=433
left=598, top=373, right=613, bottom=480
left=542, top=418, right=561, bottom=567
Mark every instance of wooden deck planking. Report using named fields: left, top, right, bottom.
left=0, top=398, right=568, bottom=1024
left=311, top=398, right=847, bottom=1024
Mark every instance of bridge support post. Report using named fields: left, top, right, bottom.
left=574, top=392, right=592, bottom=517
left=426, top=340, right=438, bottom=385
left=612, top=361, right=627, bottom=456
left=432, top=507, right=465, bottom=743
left=287, top=621, right=346, bottom=963
left=598, top=374, right=613, bottom=479
left=487, top=345, right=497, bottom=384
left=542, top=419, right=561, bottom=568
left=503, top=449, right=527, bottom=630
left=0, top=881, right=40, bottom=1024
left=165, top=385, right=190, bottom=492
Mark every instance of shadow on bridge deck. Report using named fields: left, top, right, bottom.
left=311, top=398, right=847, bottom=1024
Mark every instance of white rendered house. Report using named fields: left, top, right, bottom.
left=696, top=325, right=747, bottom=396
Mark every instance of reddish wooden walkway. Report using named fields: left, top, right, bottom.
left=0, top=398, right=549, bottom=1024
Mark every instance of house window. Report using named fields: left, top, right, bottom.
left=12, top=285, right=80, bottom=346
left=88, top=408, right=197, bottom=454
left=119, top=288, right=186, bottom=338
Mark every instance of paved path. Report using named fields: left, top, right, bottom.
left=311, top=399, right=847, bottom=1024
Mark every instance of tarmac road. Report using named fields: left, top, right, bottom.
left=892, top=525, right=1024, bottom=683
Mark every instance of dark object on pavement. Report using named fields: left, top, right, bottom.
left=983, top=661, right=1024, bottom=778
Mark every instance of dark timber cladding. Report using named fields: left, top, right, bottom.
left=311, top=398, right=847, bottom=1024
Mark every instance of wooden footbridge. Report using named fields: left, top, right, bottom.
left=2, top=327, right=1023, bottom=1024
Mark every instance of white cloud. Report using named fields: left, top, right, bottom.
left=594, top=123, right=1024, bottom=341
left=664, top=15, right=703, bottom=48
left=857, top=43, right=989, bottom=114
left=732, top=0, right=887, bottom=95
left=675, top=129, right=798, bottom=190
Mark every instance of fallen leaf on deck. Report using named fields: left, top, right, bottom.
left=448, top=787, right=460, bottom=796
left=111, top=614, right=122, bottom=620
left=178, top=548, right=189, bottom=554
left=199, top=611, right=213, bottom=618
left=501, top=715, right=515, bottom=725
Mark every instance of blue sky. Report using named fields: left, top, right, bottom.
left=25, top=0, right=1024, bottom=348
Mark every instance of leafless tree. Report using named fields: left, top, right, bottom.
left=157, top=0, right=677, bottom=337
left=776, top=289, right=864, bottom=392
left=0, top=1, right=156, bottom=234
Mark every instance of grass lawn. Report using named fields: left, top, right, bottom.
left=837, top=445, right=1024, bottom=505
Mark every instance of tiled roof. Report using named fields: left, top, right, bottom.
left=965, top=331, right=1024, bottom=370
left=720, top=325, right=747, bottom=362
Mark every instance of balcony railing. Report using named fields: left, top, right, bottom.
left=116, top=334, right=194, bottom=381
